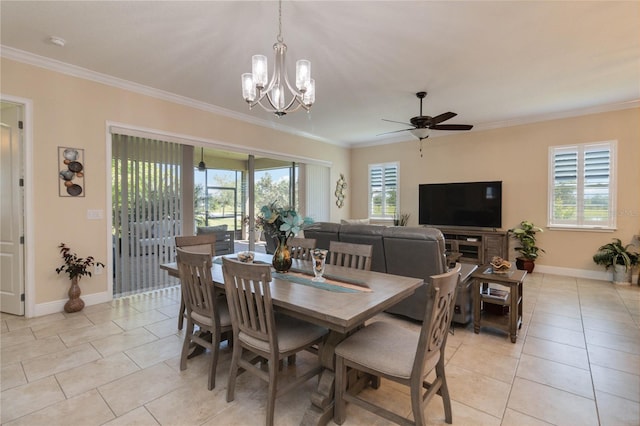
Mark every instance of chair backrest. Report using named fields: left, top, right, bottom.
left=414, top=263, right=461, bottom=380
left=175, top=234, right=216, bottom=255
left=289, top=237, right=317, bottom=260
left=222, top=257, right=278, bottom=353
left=176, top=248, right=217, bottom=321
left=328, top=241, right=373, bottom=271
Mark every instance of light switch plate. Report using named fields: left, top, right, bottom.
left=87, top=209, right=104, bottom=220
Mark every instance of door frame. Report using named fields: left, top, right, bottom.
left=1, top=94, right=34, bottom=317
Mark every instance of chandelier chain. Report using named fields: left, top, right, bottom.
left=277, top=0, right=283, bottom=43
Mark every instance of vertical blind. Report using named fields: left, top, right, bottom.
left=369, top=163, right=398, bottom=219
left=112, top=134, right=182, bottom=297
left=549, top=142, right=615, bottom=229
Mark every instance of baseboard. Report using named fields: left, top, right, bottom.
left=534, top=265, right=638, bottom=284
left=33, top=290, right=113, bottom=317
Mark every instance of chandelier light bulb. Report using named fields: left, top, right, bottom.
left=242, top=73, right=256, bottom=102
left=295, top=59, right=311, bottom=91
left=252, top=55, right=268, bottom=88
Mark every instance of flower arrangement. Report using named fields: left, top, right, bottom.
left=258, top=202, right=313, bottom=243
left=55, top=243, right=105, bottom=280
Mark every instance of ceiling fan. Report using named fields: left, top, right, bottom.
left=379, top=91, right=473, bottom=156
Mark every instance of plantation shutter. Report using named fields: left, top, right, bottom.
left=369, top=163, right=399, bottom=219
left=549, top=142, right=615, bottom=229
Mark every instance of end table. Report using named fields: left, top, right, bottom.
left=471, top=265, right=527, bottom=343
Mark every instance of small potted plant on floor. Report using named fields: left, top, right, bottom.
left=508, top=220, right=545, bottom=273
left=55, top=243, right=104, bottom=312
left=592, top=238, right=639, bottom=285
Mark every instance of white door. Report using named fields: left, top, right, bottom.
left=1, top=102, right=25, bottom=315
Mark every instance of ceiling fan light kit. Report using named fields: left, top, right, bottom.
left=241, top=0, right=315, bottom=116
left=380, top=91, right=473, bottom=157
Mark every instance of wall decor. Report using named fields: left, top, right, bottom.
left=335, top=173, right=346, bottom=208
left=58, top=147, right=85, bottom=197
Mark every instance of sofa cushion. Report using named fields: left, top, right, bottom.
left=382, top=226, right=447, bottom=320
left=340, top=218, right=370, bottom=225
left=338, top=224, right=387, bottom=273
left=302, top=222, right=341, bottom=250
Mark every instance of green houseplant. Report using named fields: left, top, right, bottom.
left=509, top=220, right=545, bottom=273
left=593, top=238, right=639, bottom=284
left=55, top=243, right=104, bottom=312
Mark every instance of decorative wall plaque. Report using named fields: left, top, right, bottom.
left=58, top=147, right=85, bottom=197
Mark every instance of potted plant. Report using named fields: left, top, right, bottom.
left=593, top=238, right=639, bottom=285
left=55, top=243, right=104, bottom=312
left=509, top=220, right=545, bottom=273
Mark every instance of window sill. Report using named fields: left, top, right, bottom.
left=547, top=225, right=616, bottom=232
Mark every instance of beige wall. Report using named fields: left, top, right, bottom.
left=1, top=58, right=350, bottom=312
left=2, top=56, right=638, bottom=315
left=352, top=107, right=640, bottom=274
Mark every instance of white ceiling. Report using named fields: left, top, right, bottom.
left=1, top=1, right=639, bottom=147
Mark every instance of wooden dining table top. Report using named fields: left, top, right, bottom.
left=160, top=253, right=423, bottom=334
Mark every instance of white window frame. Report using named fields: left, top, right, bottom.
left=368, top=162, right=399, bottom=220
left=548, top=141, right=617, bottom=230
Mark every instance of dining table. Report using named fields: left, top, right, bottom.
left=161, top=252, right=423, bottom=426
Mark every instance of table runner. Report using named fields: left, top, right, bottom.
left=213, top=257, right=370, bottom=293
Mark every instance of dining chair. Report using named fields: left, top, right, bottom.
left=175, top=234, right=217, bottom=330
left=222, top=257, right=328, bottom=426
left=334, top=263, right=462, bottom=426
left=176, top=248, right=232, bottom=390
left=328, top=241, right=373, bottom=271
left=289, top=237, right=317, bottom=260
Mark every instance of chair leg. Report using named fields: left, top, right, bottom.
left=208, top=328, right=221, bottom=391
left=180, top=320, right=194, bottom=371
left=226, top=343, right=241, bottom=402
left=411, top=381, right=426, bottom=426
left=334, top=355, right=347, bottom=425
left=178, top=296, right=186, bottom=330
left=266, top=355, right=278, bottom=426
left=436, top=361, right=452, bottom=424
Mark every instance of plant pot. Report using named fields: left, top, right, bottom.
left=515, top=257, right=535, bottom=273
left=64, top=277, right=85, bottom=313
left=612, top=264, right=632, bottom=285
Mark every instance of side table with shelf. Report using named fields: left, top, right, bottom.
left=471, top=266, right=526, bottom=343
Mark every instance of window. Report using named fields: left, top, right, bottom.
left=369, top=162, right=399, bottom=220
left=548, top=141, right=616, bottom=229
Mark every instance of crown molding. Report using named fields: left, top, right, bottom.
left=1, top=46, right=340, bottom=146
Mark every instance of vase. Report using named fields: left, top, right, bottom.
left=64, top=277, right=85, bottom=313
left=272, top=237, right=292, bottom=273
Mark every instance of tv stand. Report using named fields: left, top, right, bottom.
left=438, top=227, right=508, bottom=265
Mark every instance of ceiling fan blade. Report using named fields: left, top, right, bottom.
left=431, top=112, right=457, bottom=124
left=430, top=124, right=474, bottom=131
left=376, top=128, right=414, bottom=136
left=382, top=118, right=413, bottom=126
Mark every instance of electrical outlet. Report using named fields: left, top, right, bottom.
left=95, top=264, right=104, bottom=275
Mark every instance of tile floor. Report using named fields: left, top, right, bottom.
left=1, top=273, right=639, bottom=425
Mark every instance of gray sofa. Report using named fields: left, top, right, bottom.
left=303, top=222, right=452, bottom=322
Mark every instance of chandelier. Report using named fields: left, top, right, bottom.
left=241, top=0, right=315, bottom=116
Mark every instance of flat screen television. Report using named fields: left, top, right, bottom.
left=419, top=181, right=502, bottom=229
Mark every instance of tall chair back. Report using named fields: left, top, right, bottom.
left=222, top=257, right=327, bottom=426
left=176, top=248, right=231, bottom=390
left=328, top=241, right=373, bottom=271
left=289, top=237, right=317, bottom=260
left=333, top=263, right=461, bottom=426
left=175, top=234, right=216, bottom=330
